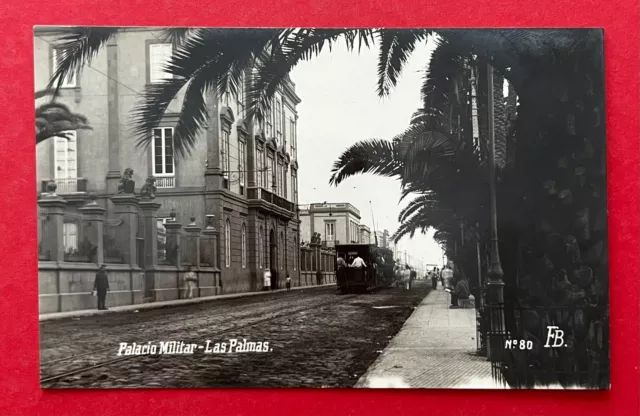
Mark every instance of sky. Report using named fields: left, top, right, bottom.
left=289, top=37, right=445, bottom=268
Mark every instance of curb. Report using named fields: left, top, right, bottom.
left=39, top=283, right=337, bottom=322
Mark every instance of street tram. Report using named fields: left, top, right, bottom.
left=334, top=243, right=381, bottom=293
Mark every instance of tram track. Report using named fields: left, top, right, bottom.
left=40, top=293, right=359, bottom=385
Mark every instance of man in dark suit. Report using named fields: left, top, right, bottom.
left=93, top=264, right=110, bottom=310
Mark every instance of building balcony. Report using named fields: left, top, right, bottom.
left=41, top=178, right=88, bottom=194
left=322, top=240, right=339, bottom=247
left=247, top=187, right=295, bottom=212
left=155, top=176, right=175, bottom=188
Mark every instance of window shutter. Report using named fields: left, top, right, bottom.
left=54, top=131, right=77, bottom=179
left=150, top=43, right=173, bottom=83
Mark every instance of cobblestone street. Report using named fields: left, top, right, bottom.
left=40, top=284, right=431, bottom=388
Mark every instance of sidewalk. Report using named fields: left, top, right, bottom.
left=356, top=284, right=496, bottom=388
left=40, top=283, right=335, bottom=322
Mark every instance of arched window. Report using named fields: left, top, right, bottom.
left=225, top=219, right=231, bottom=267
left=241, top=224, right=247, bottom=268
left=258, top=227, right=264, bottom=269
left=293, top=236, right=297, bottom=271
left=280, top=232, right=285, bottom=270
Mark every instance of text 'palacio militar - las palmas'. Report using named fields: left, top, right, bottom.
left=35, top=27, right=338, bottom=314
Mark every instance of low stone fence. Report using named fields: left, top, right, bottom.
left=39, top=262, right=144, bottom=313
left=37, top=182, right=222, bottom=314
left=300, top=244, right=336, bottom=286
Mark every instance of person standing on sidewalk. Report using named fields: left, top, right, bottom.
left=286, top=273, right=292, bottom=291
left=263, top=269, right=272, bottom=291
left=183, top=266, right=197, bottom=299
left=431, top=267, right=439, bottom=289
left=92, top=264, right=110, bottom=310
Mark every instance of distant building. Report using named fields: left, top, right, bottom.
left=374, top=229, right=390, bottom=248
left=299, top=202, right=371, bottom=247
left=358, top=225, right=371, bottom=244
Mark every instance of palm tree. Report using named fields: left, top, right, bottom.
left=35, top=90, right=91, bottom=144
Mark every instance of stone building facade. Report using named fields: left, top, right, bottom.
left=299, top=202, right=369, bottom=247
left=35, top=28, right=303, bottom=296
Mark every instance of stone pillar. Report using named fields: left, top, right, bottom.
left=38, top=182, right=67, bottom=262
left=78, top=193, right=106, bottom=264
left=164, top=210, right=183, bottom=268
left=202, top=215, right=219, bottom=269
left=139, top=200, right=162, bottom=268
left=184, top=216, right=202, bottom=267
left=110, top=194, right=139, bottom=266
left=105, top=36, right=121, bottom=194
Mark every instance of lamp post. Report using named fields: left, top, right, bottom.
left=486, top=62, right=505, bottom=304
left=485, top=62, right=506, bottom=363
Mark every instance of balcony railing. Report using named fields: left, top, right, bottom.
left=247, top=187, right=295, bottom=212
left=41, top=178, right=88, bottom=194
left=156, top=176, right=175, bottom=188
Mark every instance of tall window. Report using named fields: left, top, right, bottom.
left=276, top=100, right=283, bottom=144
left=265, top=105, right=273, bottom=138
left=149, top=43, right=173, bottom=83
left=280, top=231, right=285, bottom=270
left=236, top=72, right=245, bottom=117
left=241, top=224, right=247, bottom=268
left=268, top=155, right=276, bottom=192
left=291, top=169, right=298, bottom=204
left=325, top=222, right=335, bottom=242
left=277, top=161, right=284, bottom=196
left=258, top=227, right=264, bottom=269
left=238, top=140, right=246, bottom=192
left=256, top=147, right=264, bottom=188
left=221, top=130, right=231, bottom=188
left=54, top=131, right=77, bottom=180
left=289, top=118, right=296, bottom=157
left=225, top=219, right=231, bottom=267
left=293, top=236, right=297, bottom=271
left=63, top=223, right=78, bottom=251
left=52, top=49, right=77, bottom=88
left=152, top=128, right=175, bottom=187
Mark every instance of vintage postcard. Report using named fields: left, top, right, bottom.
left=35, top=27, right=608, bottom=389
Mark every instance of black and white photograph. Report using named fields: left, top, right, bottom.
left=35, top=27, right=608, bottom=389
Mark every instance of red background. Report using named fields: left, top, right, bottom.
left=1, top=0, right=638, bottom=415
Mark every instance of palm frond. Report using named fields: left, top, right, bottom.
left=376, top=29, right=430, bottom=97
left=45, top=27, right=119, bottom=97
left=159, top=28, right=197, bottom=46
left=247, top=29, right=374, bottom=123
left=36, top=101, right=91, bottom=144
left=398, top=194, right=437, bottom=223
left=328, top=138, right=401, bottom=186
left=132, top=28, right=279, bottom=154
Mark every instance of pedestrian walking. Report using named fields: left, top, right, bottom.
left=450, top=275, right=470, bottom=309
left=286, top=273, right=292, bottom=291
left=402, top=265, right=411, bottom=291
left=183, top=266, right=197, bottom=299
left=431, top=266, right=439, bottom=290
left=263, top=269, right=272, bottom=291
left=92, top=264, right=110, bottom=310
